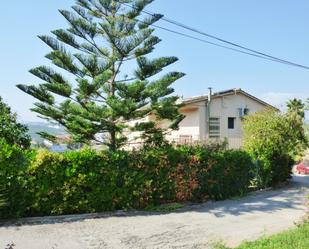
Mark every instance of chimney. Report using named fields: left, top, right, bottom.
left=208, top=87, right=212, bottom=102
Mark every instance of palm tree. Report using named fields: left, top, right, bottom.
left=287, top=98, right=305, bottom=118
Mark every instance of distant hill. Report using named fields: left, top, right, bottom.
left=26, top=122, right=67, bottom=143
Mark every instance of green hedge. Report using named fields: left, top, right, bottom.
left=0, top=143, right=253, bottom=218
left=0, top=139, right=33, bottom=217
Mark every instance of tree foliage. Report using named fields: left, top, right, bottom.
left=286, top=98, right=308, bottom=157
left=0, top=97, right=31, bottom=149
left=18, top=0, right=185, bottom=151
left=243, top=108, right=307, bottom=187
left=287, top=98, right=306, bottom=118
left=0, top=139, right=33, bottom=218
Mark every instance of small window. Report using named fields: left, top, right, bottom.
left=228, top=117, right=235, bottom=129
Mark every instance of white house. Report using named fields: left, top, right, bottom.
left=125, top=88, right=276, bottom=150
left=164, top=88, right=276, bottom=149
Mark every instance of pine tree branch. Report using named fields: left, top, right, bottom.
left=112, top=59, right=124, bottom=85
left=116, top=77, right=138, bottom=83
left=95, top=91, right=107, bottom=101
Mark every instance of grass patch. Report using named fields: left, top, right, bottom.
left=145, top=203, right=184, bottom=212
left=216, top=222, right=309, bottom=249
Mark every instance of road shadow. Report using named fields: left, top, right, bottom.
left=194, top=179, right=308, bottom=218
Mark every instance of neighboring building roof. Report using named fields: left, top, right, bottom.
left=181, top=88, right=278, bottom=110
left=56, top=134, right=72, bottom=143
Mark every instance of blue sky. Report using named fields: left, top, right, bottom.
left=0, top=0, right=308, bottom=122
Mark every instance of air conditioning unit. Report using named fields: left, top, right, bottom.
left=238, top=108, right=250, bottom=117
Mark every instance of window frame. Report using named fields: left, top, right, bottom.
left=209, top=117, right=220, bottom=139
left=228, top=117, right=236, bottom=129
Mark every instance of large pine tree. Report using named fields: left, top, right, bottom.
left=18, top=0, right=185, bottom=151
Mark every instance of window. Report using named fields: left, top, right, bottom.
left=209, top=117, right=220, bottom=139
left=228, top=117, right=235, bottom=129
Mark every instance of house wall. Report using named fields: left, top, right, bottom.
left=169, top=93, right=269, bottom=148
left=124, top=92, right=270, bottom=149
left=167, top=103, right=201, bottom=143
left=208, top=93, right=268, bottom=141
left=123, top=116, right=151, bottom=150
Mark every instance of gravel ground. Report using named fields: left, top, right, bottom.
left=1, top=175, right=308, bottom=249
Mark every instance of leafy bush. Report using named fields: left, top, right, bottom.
left=0, top=139, right=33, bottom=218
left=0, top=191, right=5, bottom=211
left=0, top=97, right=31, bottom=149
left=189, top=147, right=253, bottom=200
left=1, top=145, right=253, bottom=218
left=25, top=146, right=194, bottom=215
left=243, top=109, right=303, bottom=187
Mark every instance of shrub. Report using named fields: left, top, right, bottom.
left=243, top=109, right=301, bottom=187
left=0, top=139, right=33, bottom=218
left=0, top=97, right=31, bottom=149
left=26, top=149, right=150, bottom=215
left=1, top=144, right=253, bottom=218
left=0, top=191, right=5, bottom=211
left=188, top=147, right=253, bottom=200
